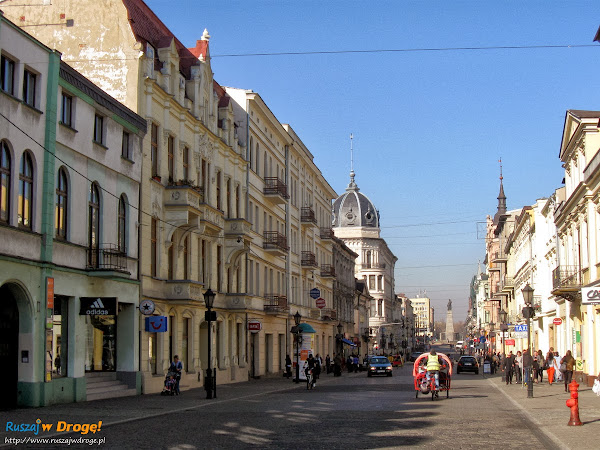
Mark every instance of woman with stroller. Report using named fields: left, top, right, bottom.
left=169, top=355, right=183, bottom=395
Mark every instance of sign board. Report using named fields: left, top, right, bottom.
left=483, top=362, right=491, bottom=374
left=513, top=332, right=527, bottom=339
left=505, top=339, right=516, bottom=346
left=514, top=324, right=528, bottom=332
left=139, top=299, right=155, bottom=315
left=46, top=277, right=54, bottom=309
left=479, top=336, right=486, bottom=343
left=315, top=297, right=326, bottom=309
left=145, top=316, right=167, bottom=332
left=248, top=320, right=262, bottom=332
left=79, top=297, right=117, bottom=315
left=552, top=318, right=563, bottom=325
left=309, top=288, right=320, bottom=299
left=581, top=287, right=600, bottom=305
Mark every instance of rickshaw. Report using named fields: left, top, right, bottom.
left=413, top=352, right=452, bottom=400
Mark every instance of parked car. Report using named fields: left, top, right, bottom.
left=367, top=356, right=393, bottom=377
left=456, top=355, right=479, bottom=374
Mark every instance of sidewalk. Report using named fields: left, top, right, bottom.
left=489, top=373, right=600, bottom=450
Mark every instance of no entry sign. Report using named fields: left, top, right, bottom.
left=553, top=318, right=563, bottom=325
left=316, top=297, right=326, bottom=309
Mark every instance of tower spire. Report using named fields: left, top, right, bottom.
left=496, top=158, right=507, bottom=217
left=347, top=133, right=358, bottom=190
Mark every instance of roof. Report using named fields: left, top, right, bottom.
left=122, top=0, right=200, bottom=78
left=332, top=172, right=380, bottom=229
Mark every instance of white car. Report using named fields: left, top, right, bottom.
left=455, top=340, right=464, bottom=350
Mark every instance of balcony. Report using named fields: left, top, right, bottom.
left=359, top=263, right=386, bottom=270
left=501, top=277, right=514, bottom=292
left=263, top=177, right=289, bottom=204
left=301, top=251, right=318, bottom=268
left=320, top=264, right=335, bottom=278
left=264, top=294, right=288, bottom=313
left=321, top=308, right=337, bottom=321
left=300, top=207, right=317, bottom=227
left=552, top=265, right=582, bottom=301
left=320, top=227, right=334, bottom=239
left=86, top=244, right=129, bottom=275
left=491, top=251, right=507, bottom=263
left=164, top=183, right=223, bottom=235
left=166, top=280, right=205, bottom=301
left=224, top=218, right=252, bottom=253
left=263, top=231, right=289, bottom=256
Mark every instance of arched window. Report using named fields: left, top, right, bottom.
left=0, top=141, right=10, bottom=223
left=55, top=167, right=68, bottom=239
left=118, top=195, right=127, bottom=253
left=88, top=183, right=101, bottom=266
left=18, top=151, right=34, bottom=229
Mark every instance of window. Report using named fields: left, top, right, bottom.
left=149, top=332, right=157, bottom=374
left=121, top=131, right=130, bottom=159
left=235, top=185, right=240, bottom=218
left=88, top=183, right=100, bottom=267
left=182, top=318, right=190, bottom=373
left=18, top=152, right=34, bottom=229
left=167, top=135, right=174, bottom=181
left=151, top=123, right=159, bottom=177
left=118, top=195, right=127, bottom=253
left=93, top=114, right=104, bottom=144
left=182, top=146, right=189, bottom=180
left=168, top=235, right=174, bottom=280
left=55, top=167, right=68, bottom=239
left=217, top=245, right=222, bottom=291
left=151, top=218, right=157, bottom=277
left=216, top=171, right=221, bottom=210
left=23, top=69, right=37, bottom=107
left=226, top=178, right=231, bottom=218
left=51, top=297, right=68, bottom=379
left=1, top=55, right=15, bottom=95
left=183, top=236, right=189, bottom=279
left=200, top=239, right=206, bottom=283
left=61, top=93, right=73, bottom=127
left=1, top=141, right=10, bottom=223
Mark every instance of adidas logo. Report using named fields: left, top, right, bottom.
left=90, top=299, right=105, bottom=309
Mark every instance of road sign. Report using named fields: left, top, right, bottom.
left=553, top=318, right=563, bottom=325
left=315, top=297, right=326, bottom=309
left=479, top=336, right=486, bottom=343
left=248, top=320, right=262, bottom=332
left=310, top=288, right=320, bottom=299
left=514, top=324, right=528, bottom=332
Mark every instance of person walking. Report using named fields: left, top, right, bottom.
left=325, top=354, right=331, bottom=374
left=554, top=351, right=562, bottom=382
left=561, top=350, right=575, bottom=392
left=514, top=350, right=522, bottom=384
left=535, top=350, right=545, bottom=383
left=545, top=350, right=555, bottom=385
left=285, top=354, right=292, bottom=379
left=333, top=353, right=342, bottom=377
left=169, top=355, right=183, bottom=395
left=503, top=351, right=515, bottom=384
left=522, top=349, right=533, bottom=387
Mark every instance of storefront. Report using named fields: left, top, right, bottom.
left=80, top=297, right=118, bottom=372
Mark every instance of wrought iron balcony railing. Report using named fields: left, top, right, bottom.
left=87, top=243, right=127, bottom=271
left=300, top=207, right=317, bottom=225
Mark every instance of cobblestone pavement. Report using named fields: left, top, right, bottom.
left=1, top=366, right=599, bottom=449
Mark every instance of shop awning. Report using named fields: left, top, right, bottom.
left=298, top=323, right=316, bottom=333
left=338, top=337, right=357, bottom=347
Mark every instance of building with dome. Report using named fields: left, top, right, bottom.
left=332, top=170, right=398, bottom=353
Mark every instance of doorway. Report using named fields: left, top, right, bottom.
left=0, top=285, right=19, bottom=409
left=85, top=315, right=116, bottom=371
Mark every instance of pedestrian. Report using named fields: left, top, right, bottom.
left=522, top=349, right=533, bottom=387
left=554, top=351, right=562, bottom=382
left=333, top=353, right=342, bottom=377
left=353, top=354, right=359, bottom=372
left=545, top=350, right=555, bottom=385
left=169, top=355, right=183, bottom=395
left=285, top=354, right=292, bottom=379
left=347, top=355, right=353, bottom=373
left=535, top=349, right=545, bottom=383
left=514, top=350, right=522, bottom=384
left=560, top=350, right=575, bottom=392
left=325, top=354, right=331, bottom=374
left=503, top=351, right=515, bottom=384
left=313, top=354, right=321, bottom=382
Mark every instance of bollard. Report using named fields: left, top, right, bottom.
left=565, top=380, right=583, bottom=426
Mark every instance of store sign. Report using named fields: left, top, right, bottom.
left=248, top=320, right=262, bottom=332
left=581, top=287, right=600, bottom=305
left=79, top=297, right=117, bottom=315
left=145, top=316, right=167, bottom=332
left=505, top=339, right=516, bottom=346
left=46, top=277, right=54, bottom=309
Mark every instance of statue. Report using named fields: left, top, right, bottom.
left=447, top=299, right=452, bottom=311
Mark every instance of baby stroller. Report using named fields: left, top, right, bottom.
left=161, top=371, right=178, bottom=396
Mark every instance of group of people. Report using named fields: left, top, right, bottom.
left=501, top=348, right=575, bottom=392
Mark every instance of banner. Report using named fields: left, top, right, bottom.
left=79, top=297, right=117, bottom=315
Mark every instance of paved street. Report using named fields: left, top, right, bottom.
left=3, top=362, right=599, bottom=449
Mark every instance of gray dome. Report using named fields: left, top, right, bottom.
left=332, top=171, right=380, bottom=228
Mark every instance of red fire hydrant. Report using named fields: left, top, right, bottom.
left=565, top=380, right=583, bottom=426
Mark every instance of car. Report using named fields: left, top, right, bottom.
left=359, top=356, right=373, bottom=371
left=409, top=352, right=422, bottom=362
left=455, top=340, right=464, bottom=350
left=367, top=356, right=393, bottom=377
left=456, top=355, right=479, bottom=374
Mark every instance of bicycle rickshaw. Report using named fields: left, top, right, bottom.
left=413, top=352, right=452, bottom=400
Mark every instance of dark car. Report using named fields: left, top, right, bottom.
left=456, top=356, right=479, bottom=374
left=409, top=352, right=422, bottom=362
left=367, top=356, right=393, bottom=377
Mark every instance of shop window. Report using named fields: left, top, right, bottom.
left=51, top=296, right=68, bottom=378
left=149, top=331, right=157, bottom=374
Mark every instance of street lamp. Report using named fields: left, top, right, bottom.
left=203, top=288, right=216, bottom=399
left=293, top=311, right=302, bottom=383
left=522, top=283, right=535, bottom=398
left=500, top=309, right=508, bottom=381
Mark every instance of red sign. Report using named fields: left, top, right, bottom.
left=553, top=318, right=563, bottom=325
left=473, top=338, right=479, bottom=343
left=248, top=320, right=262, bottom=332
left=315, top=297, right=326, bottom=309
left=46, top=277, right=54, bottom=309
left=505, top=339, right=516, bottom=346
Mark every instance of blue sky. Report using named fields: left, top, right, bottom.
left=146, top=0, right=600, bottom=321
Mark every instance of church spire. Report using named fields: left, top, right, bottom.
left=347, top=133, right=359, bottom=191
left=496, top=158, right=506, bottom=216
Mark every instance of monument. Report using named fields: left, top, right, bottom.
left=442, top=299, right=455, bottom=342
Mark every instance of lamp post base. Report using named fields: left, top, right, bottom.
left=205, top=368, right=213, bottom=399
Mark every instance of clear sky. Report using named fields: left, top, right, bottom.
left=146, top=0, right=600, bottom=321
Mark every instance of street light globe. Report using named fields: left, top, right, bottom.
left=294, top=311, right=301, bottom=326
left=522, top=283, right=534, bottom=306
left=337, top=322, right=343, bottom=335
left=203, top=288, right=216, bottom=308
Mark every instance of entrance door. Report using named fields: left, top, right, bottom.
left=0, top=287, right=18, bottom=409
left=85, top=315, right=116, bottom=371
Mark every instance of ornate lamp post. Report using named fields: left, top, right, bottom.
left=203, top=288, right=216, bottom=399
left=293, top=311, right=302, bottom=383
left=500, top=309, right=508, bottom=381
left=522, top=284, right=535, bottom=399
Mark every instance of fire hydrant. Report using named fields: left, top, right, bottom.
left=565, top=380, right=583, bottom=426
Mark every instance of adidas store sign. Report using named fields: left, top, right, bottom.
left=80, top=297, right=117, bottom=315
